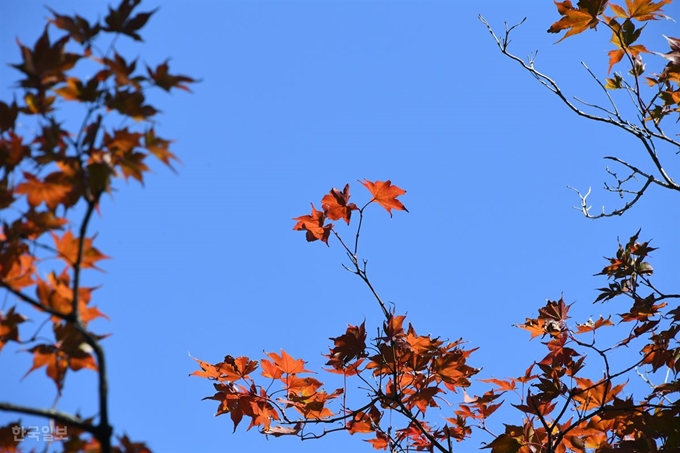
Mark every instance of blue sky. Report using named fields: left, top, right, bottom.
left=1, top=1, right=678, bottom=452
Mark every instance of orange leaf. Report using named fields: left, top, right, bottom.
left=547, top=0, right=605, bottom=42
left=575, top=315, right=615, bottom=333
left=0, top=306, right=27, bottom=352
left=15, top=172, right=70, bottom=210
left=360, top=179, right=408, bottom=217
left=515, top=318, right=548, bottom=339
left=52, top=230, right=110, bottom=270
left=479, top=377, right=517, bottom=392
left=22, top=344, right=65, bottom=388
left=190, top=355, right=256, bottom=381
left=265, top=349, right=311, bottom=376
left=321, top=184, right=358, bottom=225
left=52, top=230, right=109, bottom=270
left=622, top=0, right=671, bottom=21
left=366, top=431, right=389, bottom=450
left=1, top=255, right=36, bottom=289
left=292, top=203, right=333, bottom=245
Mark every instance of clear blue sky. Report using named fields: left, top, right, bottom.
left=1, top=1, right=678, bottom=452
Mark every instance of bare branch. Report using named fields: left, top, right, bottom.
left=0, top=402, right=97, bottom=436
left=479, top=15, right=679, bottom=219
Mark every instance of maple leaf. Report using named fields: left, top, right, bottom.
left=0, top=101, right=19, bottom=133
left=479, top=377, right=517, bottom=392
left=610, top=0, right=671, bottom=21
left=54, top=76, right=101, bottom=102
left=191, top=355, right=257, bottom=381
left=606, top=19, right=649, bottom=72
left=36, top=270, right=107, bottom=325
left=144, top=128, right=177, bottom=167
left=113, top=435, right=152, bottom=453
left=292, top=203, right=333, bottom=245
left=360, top=179, right=408, bottom=217
left=52, top=230, right=110, bottom=270
left=22, top=210, right=67, bottom=239
left=103, top=0, right=157, bottom=42
left=366, top=431, right=389, bottom=450
left=538, top=298, right=570, bottom=322
left=15, top=172, right=71, bottom=210
left=481, top=429, right=523, bottom=453
left=548, top=0, right=606, bottom=42
left=516, top=318, right=549, bottom=339
left=407, top=386, right=443, bottom=413
left=147, top=61, right=196, bottom=92
left=11, top=27, right=80, bottom=90
left=118, top=150, right=149, bottom=183
left=0, top=131, right=30, bottom=170
left=575, top=315, right=615, bottom=333
left=321, top=184, right=358, bottom=225
left=98, top=53, right=144, bottom=89
left=347, top=405, right=382, bottom=434
left=264, top=349, right=311, bottom=376
left=0, top=306, right=27, bottom=352
left=1, top=255, right=35, bottom=289
left=325, top=321, right=367, bottom=372
left=48, top=8, right=101, bottom=45
left=22, top=324, right=98, bottom=391
left=572, top=377, right=626, bottom=411
left=105, top=89, right=157, bottom=121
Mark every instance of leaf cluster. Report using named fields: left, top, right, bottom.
left=0, top=0, right=194, bottom=451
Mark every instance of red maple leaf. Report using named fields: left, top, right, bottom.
left=292, top=203, right=333, bottom=245
left=321, top=184, right=358, bottom=225
left=360, top=179, right=408, bottom=217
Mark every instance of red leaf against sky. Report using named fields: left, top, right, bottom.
left=321, top=184, right=358, bottom=225
left=360, top=179, right=408, bottom=217
left=366, top=431, right=389, bottom=450
left=264, top=350, right=311, bottom=376
left=190, top=355, right=257, bottom=381
left=0, top=306, right=27, bottom=352
left=325, top=321, right=367, bottom=373
left=292, top=203, right=333, bottom=245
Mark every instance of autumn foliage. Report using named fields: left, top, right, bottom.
left=192, top=1, right=680, bottom=452
left=1, top=0, right=678, bottom=453
left=0, top=0, right=193, bottom=451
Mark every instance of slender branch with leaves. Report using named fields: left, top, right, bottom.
left=0, top=1, right=194, bottom=452
left=479, top=0, right=679, bottom=218
left=193, top=1, right=679, bottom=452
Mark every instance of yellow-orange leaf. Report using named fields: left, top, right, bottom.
left=548, top=0, right=605, bottom=42
left=623, top=0, right=671, bottom=21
